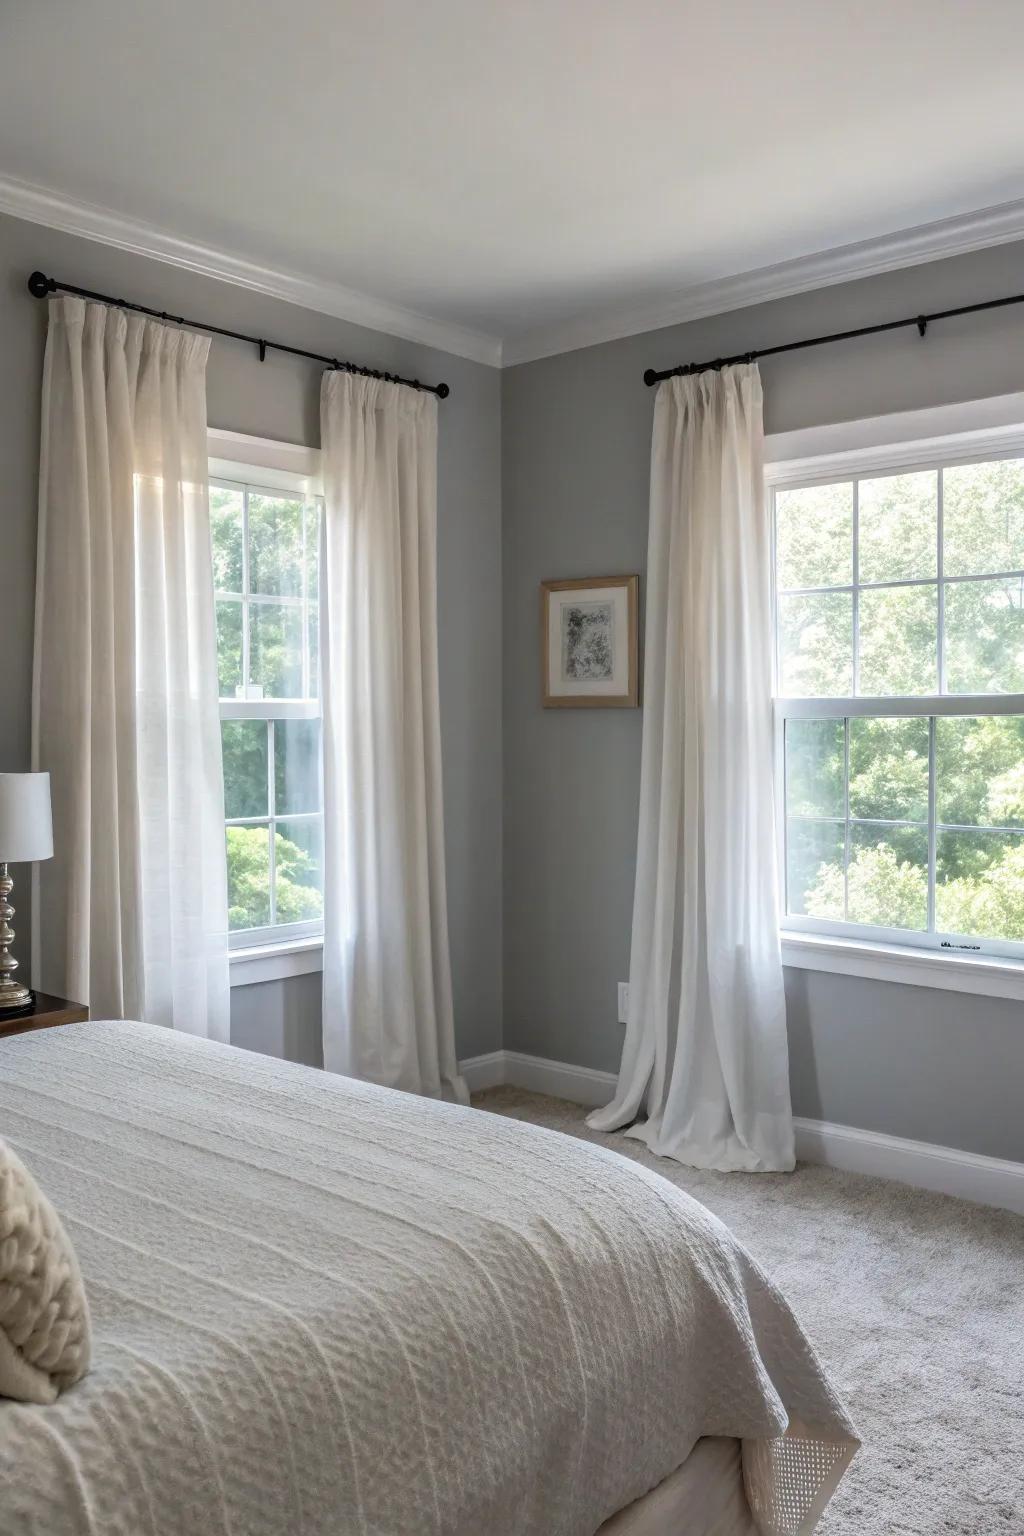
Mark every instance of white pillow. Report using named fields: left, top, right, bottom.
left=0, top=1139, right=91, bottom=1403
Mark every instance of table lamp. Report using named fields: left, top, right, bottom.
left=0, top=773, right=53, bottom=1011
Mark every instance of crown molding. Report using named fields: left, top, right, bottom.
left=502, top=196, right=1024, bottom=367
left=0, top=173, right=503, bottom=368
left=6, top=171, right=1024, bottom=373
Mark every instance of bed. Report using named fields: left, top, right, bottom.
left=0, top=1021, right=857, bottom=1535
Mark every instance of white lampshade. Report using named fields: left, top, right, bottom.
left=0, top=773, right=54, bottom=864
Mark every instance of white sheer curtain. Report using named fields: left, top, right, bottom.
left=33, top=295, right=229, bottom=1037
left=319, top=372, right=467, bottom=1102
left=589, top=364, right=794, bottom=1171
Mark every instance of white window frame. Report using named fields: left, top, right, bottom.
left=209, top=430, right=326, bottom=985
left=766, top=396, right=1024, bottom=1001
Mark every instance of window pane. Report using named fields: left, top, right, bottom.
left=944, top=577, right=1024, bottom=694
left=847, top=824, right=927, bottom=931
left=848, top=716, right=929, bottom=823
left=785, top=719, right=844, bottom=818
left=858, top=584, right=937, bottom=695
left=858, top=471, right=936, bottom=583
left=306, top=504, right=321, bottom=602
left=778, top=592, right=853, bottom=696
left=308, top=605, right=320, bottom=699
left=274, top=720, right=321, bottom=815
left=226, top=823, right=271, bottom=931
left=775, top=482, right=852, bottom=590
left=216, top=598, right=243, bottom=698
left=786, top=819, right=845, bottom=918
left=250, top=601, right=304, bottom=698
left=248, top=492, right=305, bottom=597
left=936, top=715, right=1024, bottom=829
left=936, top=829, right=1024, bottom=941
left=274, top=819, right=324, bottom=926
left=211, top=486, right=243, bottom=593
left=943, top=458, right=1024, bottom=578
left=221, top=721, right=269, bottom=819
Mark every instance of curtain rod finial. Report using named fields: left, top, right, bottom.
left=28, top=271, right=54, bottom=299
left=643, top=368, right=658, bottom=386
left=437, top=382, right=450, bottom=399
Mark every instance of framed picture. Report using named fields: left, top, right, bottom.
left=541, top=575, right=639, bottom=708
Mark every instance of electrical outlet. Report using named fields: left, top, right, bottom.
left=617, top=982, right=629, bottom=1025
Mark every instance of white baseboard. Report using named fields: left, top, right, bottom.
left=459, top=1049, right=616, bottom=1104
left=458, top=1050, right=507, bottom=1093
left=793, top=1117, right=1024, bottom=1217
left=503, top=1050, right=618, bottom=1107
left=459, top=1049, right=1024, bottom=1215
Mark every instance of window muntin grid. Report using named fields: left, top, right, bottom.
left=213, top=476, right=323, bottom=948
left=773, top=454, right=1024, bottom=959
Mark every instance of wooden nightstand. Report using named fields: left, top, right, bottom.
left=0, top=992, right=89, bottom=1040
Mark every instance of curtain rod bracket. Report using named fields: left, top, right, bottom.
left=258, top=339, right=267, bottom=362
left=916, top=316, right=928, bottom=338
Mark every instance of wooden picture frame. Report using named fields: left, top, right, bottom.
left=541, top=575, right=639, bottom=708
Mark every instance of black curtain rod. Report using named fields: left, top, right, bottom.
left=642, top=290, right=1024, bottom=387
left=27, top=271, right=450, bottom=399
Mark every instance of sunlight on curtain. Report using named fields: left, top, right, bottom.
left=33, top=296, right=229, bottom=1036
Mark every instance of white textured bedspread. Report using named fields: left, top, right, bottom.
left=0, top=1022, right=857, bottom=1536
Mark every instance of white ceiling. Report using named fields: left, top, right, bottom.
left=3, top=0, right=1024, bottom=364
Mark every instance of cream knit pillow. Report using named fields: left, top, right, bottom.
left=0, top=1139, right=91, bottom=1404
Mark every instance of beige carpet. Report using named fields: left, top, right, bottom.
left=474, top=1087, right=1024, bottom=1536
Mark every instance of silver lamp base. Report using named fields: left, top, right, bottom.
left=0, top=976, right=32, bottom=1011
left=0, top=863, right=33, bottom=1011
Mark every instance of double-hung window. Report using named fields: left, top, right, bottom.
left=210, top=457, right=324, bottom=950
left=772, top=446, right=1024, bottom=965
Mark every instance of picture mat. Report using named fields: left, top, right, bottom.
left=546, top=585, right=630, bottom=697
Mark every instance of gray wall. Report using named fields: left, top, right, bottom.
left=502, top=239, right=1024, bottom=1165
left=230, top=972, right=324, bottom=1069
left=0, top=211, right=503, bottom=1064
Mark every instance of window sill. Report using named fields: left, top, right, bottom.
left=781, top=931, right=1024, bottom=1002
left=229, top=937, right=323, bottom=988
